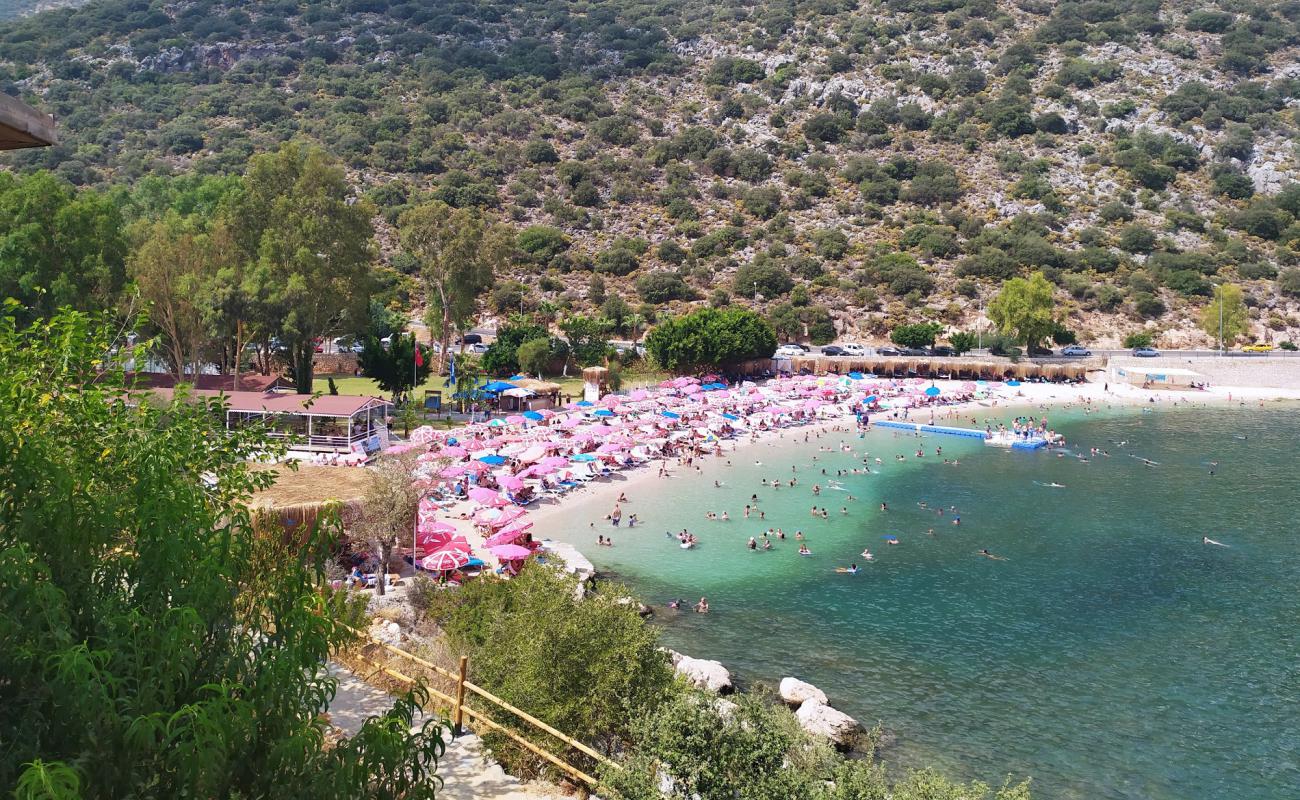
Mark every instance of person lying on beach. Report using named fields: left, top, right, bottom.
left=977, top=549, right=1006, bottom=560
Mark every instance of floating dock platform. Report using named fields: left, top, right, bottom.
left=873, top=420, right=1051, bottom=449
left=872, top=420, right=988, bottom=439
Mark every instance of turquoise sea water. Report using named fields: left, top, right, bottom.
left=539, top=404, right=1300, bottom=799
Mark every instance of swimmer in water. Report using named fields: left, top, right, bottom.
left=860, top=549, right=874, bottom=560
left=977, top=549, right=1006, bottom=560
left=1203, top=537, right=1228, bottom=547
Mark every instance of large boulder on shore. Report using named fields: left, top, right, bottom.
left=779, top=677, right=828, bottom=707
left=795, top=699, right=859, bottom=746
left=675, top=655, right=733, bottom=693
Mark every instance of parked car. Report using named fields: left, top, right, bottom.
left=781, top=342, right=810, bottom=352
left=1060, top=345, right=1092, bottom=356
left=839, top=343, right=867, bottom=357
left=1241, top=343, right=1273, bottom=353
left=821, top=345, right=846, bottom=356
left=456, top=333, right=483, bottom=345
left=898, top=346, right=928, bottom=356
left=467, top=342, right=490, bottom=354
left=774, top=345, right=806, bottom=358
left=877, top=346, right=903, bottom=357
left=1132, top=346, right=1160, bottom=358
left=929, top=345, right=955, bottom=357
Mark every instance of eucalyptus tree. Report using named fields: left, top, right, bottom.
left=398, top=201, right=513, bottom=372
left=225, top=143, right=376, bottom=393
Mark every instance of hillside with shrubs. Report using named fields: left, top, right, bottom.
left=3, top=0, right=1300, bottom=348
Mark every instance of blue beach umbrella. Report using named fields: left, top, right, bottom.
left=593, top=408, right=616, bottom=417
left=478, top=454, right=507, bottom=465
left=482, top=380, right=518, bottom=393
left=660, top=410, right=681, bottom=419
left=575, top=400, right=594, bottom=408
left=863, top=395, right=878, bottom=404
left=924, top=386, right=941, bottom=397
left=720, top=413, right=740, bottom=421
left=847, top=371, right=865, bottom=380
left=571, top=453, right=597, bottom=462
left=976, top=380, right=988, bottom=386
left=1007, top=379, right=1022, bottom=387
left=522, top=410, right=544, bottom=421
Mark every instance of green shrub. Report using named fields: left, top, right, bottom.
left=1123, top=331, right=1154, bottom=348
left=636, top=271, right=694, bottom=303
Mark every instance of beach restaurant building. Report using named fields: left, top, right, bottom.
left=152, top=388, right=394, bottom=454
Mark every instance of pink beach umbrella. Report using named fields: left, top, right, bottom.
left=421, top=548, right=471, bottom=571
left=468, top=487, right=502, bottom=504
left=439, top=464, right=468, bottom=478
left=498, top=475, right=526, bottom=491
left=484, top=523, right=533, bottom=547
left=416, top=530, right=455, bottom=551
left=417, top=519, right=457, bottom=536
left=489, top=544, right=533, bottom=561
left=437, top=445, right=467, bottom=458
left=506, top=415, right=525, bottom=424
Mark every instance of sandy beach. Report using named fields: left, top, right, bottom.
left=503, top=378, right=1300, bottom=569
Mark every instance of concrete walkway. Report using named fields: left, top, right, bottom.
left=326, top=663, right=562, bottom=799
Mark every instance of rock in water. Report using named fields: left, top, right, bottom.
left=779, top=677, right=828, bottom=707
left=675, top=656, right=733, bottom=693
left=796, top=699, right=859, bottom=746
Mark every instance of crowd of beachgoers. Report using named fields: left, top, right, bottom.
left=368, top=374, right=1011, bottom=582
left=342, top=371, right=1300, bottom=592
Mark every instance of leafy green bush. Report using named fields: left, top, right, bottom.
left=1123, top=331, right=1154, bottom=348
left=645, top=306, right=777, bottom=370
left=426, top=565, right=674, bottom=780
left=734, top=261, right=794, bottom=297
left=636, top=271, right=695, bottom=303
left=891, top=321, right=942, bottom=348
left=705, top=56, right=766, bottom=85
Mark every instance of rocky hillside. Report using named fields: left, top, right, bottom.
left=3, top=0, right=1300, bottom=347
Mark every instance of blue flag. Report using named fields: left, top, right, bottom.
left=445, top=352, right=456, bottom=388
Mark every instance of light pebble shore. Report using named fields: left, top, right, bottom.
left=523, top=378, right=1300, bottom=556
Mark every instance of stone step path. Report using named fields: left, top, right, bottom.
left=326, top=663, right=564, bottom=799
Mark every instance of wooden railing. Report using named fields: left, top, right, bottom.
left=342, top=624, right=616, bottom=788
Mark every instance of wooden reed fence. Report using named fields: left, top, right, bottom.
left=341, top=624, right=616, bottom=788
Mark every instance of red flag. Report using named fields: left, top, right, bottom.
left=414, top=345, right=424, bottom=368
